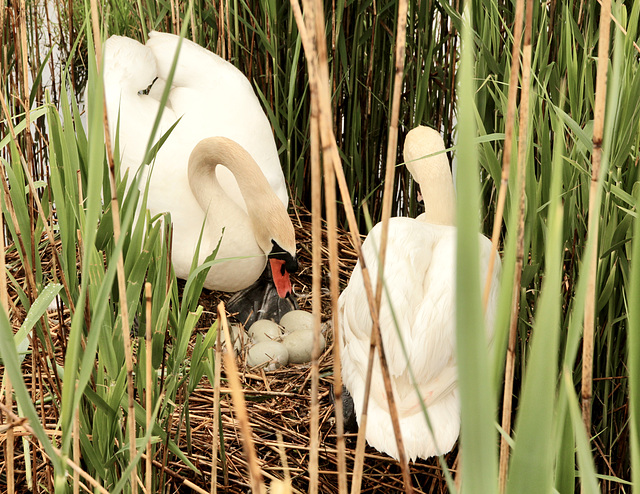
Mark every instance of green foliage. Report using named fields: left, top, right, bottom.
left=455, top=9, right=498, bottom=494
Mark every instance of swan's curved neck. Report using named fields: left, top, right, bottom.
left=404, top=128, right=456, bottom=226
left=412, top=162, right=456, bottom=226
left=187, top=137, right=293, bottom=253
left=188, top=137, right=271, bottom=209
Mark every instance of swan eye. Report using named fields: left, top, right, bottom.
left=137, top=76, right=159, bottom=96
left=269, top=240, right=298, bottom=273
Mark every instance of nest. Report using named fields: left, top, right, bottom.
left=2, top=204, right=454, bottom=493
left=169, top=205, right=455, bottom=493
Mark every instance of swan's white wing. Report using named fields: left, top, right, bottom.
left=102, top=36, right=179, bottom=191
left=340, top=218, right=457, bottom=402
left=339, top=218, right=501, bottom=460
left=145, top=32, right=288, bottom=208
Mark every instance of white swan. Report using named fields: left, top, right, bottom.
left=102, top=33, right=296, bottom=296
left=338, top=126, right=501, bottom=461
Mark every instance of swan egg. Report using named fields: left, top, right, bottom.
left=248, top=319, right=283, bottom=342
left=281, top=329, right=326, bottom=364
left=246, top=341, right=289, bottom=370
left=279, top=310, right=315, bottom=334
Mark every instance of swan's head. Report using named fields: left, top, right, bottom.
left=103, top=35, right=158, bottom=92
left=255, top=213, right=297, bottom=298
left=403, top=126, right=448, bottom=180
left=267, top=240, right=298, bottom=298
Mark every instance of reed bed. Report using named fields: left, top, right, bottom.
left=2, top=209, right=456, bottom=493
left=1, top=0, right=640, bottom=493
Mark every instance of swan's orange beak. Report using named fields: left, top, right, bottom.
left=270, top=258, right=292, bottom=298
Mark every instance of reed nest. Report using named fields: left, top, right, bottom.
left=2, top=203, right=453, bottom=493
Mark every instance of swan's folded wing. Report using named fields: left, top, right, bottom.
left=145, top=32, right=288, bottom=207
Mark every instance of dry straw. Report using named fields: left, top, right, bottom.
left=497, top=0, right=530, bottom=490
left=582, top=0, right=612, bottom=433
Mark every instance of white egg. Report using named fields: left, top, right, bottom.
left=248, top=319, right=282, bottom=342
left=279, top=310, right=315, bottom=335
left=281, top=329, right=326, bottom=364
left=246, top=341, right=289, bottom=370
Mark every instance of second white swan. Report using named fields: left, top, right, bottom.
left=338, top=126, right=501, bottom=461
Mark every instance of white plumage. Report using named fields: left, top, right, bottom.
left=338, top=126, right=501, bottom=461
left=102, top=32, right=295, bottom=293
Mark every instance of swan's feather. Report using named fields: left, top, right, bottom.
left=339, top=218, right=500, bottom=461
left=146, top=32, right=288, bottom=208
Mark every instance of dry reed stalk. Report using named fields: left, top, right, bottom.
left=0, top=122, right=13, bottom=493
left=323, top=117, right=346, bottom=494
left=225, top=0, right=231, bottom=62
left=89, top=2, right=138, bottom=491
left=216, top=0, right=225, bottom=57
left=293, top=0, right=413, bottom=491
left=145, top=283, right=153, bottom=494
left=0, top=0, right=4, bottom=78
left=323, top=122, right=349, bottom=492
left=5, top=376, right=14, bottom=494
left=190, top=8, right=196, bottom=42
left=495, top=0, right=526, bottom=490
left=582, top=0, right=611, bottom=435
left=288, top=3, right=346, bottom=492
left=212, top=321, right=223, bottom=494
left=309, top=13, right=323, bottom=491
left=18, top=0, right=33, bottom=182
left=65, top=0, right=75, bottom=91
left=17, top=0, right=36, bottom=289
left=376, top=0, right=407, bottom=310
left=351, top=1, right=412, bottom=492
left=275, top=432, right=292, bottom=487
left=211, top=326, right=222, bottom=494
left=498, top=0, right=534, bottom=491
left=170, top=0, right=178, bottom=34
left=183, top=479, right=209, bottom=494
left=218, top=302, right=266, bottom=494
left=483, top=0, right=525, bottom=307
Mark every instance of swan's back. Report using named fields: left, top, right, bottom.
left=146, top=32, right=250, bottom=92
left=102, top=36, right=178, bottom=188
left=102, top=33, right=292, bottom=293
left=339, top=125, right=501, bottom=460
left=339, top=217, right=500, bottom=460
left=339, top=219, right=458, bottom=460
left=145, top=32, right=288, bottom=207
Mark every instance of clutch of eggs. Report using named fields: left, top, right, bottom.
left=245, top=310, right=326, bottom=370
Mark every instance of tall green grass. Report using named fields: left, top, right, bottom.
left=0, top=0, right=639, bottom=492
